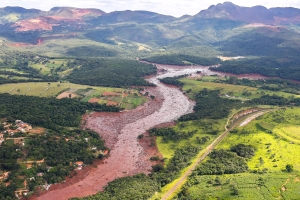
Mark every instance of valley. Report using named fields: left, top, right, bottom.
left=0, top=2, right=300, bottom=200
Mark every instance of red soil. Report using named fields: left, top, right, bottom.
left=102, top=91, right=120, bottom=96
left=106, top=101, right=118, bottom=106
left=28, top=64, right=210, bottom=200
left=30, top=87, right=165, bottom=200
left=88, top=98, right=100, bottom=103
left=56, top=92, right=77, bottom=99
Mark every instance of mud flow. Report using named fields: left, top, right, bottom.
left=33, top=64, right=266, bottom=200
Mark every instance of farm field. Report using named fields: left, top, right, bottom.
left=180, top=78, right=300, bottom=100
left=0, top=82, right=147, bottom=110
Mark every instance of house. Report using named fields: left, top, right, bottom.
left=75, top=161, right=83, bottom=166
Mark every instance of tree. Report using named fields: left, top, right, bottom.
left=215, top=177, right=222, bottom=185
left=286, top=164, right=294, bottom=172
left=0, top=124, right=5, bottom=131
left=230, top=184, right=239, bottom=195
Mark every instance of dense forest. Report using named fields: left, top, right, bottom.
left=179, top=89, right=244, bottom=121
left=67, top=59, right=157, bottom=87
left=141, top=54, right=221, bottom=66
left=0, top=94, right=119, bottom=129
left=211, top=57, right=300, bottom=81
left=195, top=146, right=254, bottom=175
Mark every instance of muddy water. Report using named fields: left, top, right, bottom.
left=35, top=65, right=204, bottom=200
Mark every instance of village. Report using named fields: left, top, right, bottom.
left=0, top=118, right=98, bottom=199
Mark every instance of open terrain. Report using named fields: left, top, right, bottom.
left=173, top=108, right=300, bottom=199
left=1, top=2, right=300, bottom=200
left=0, top=82, right=147, bottom=110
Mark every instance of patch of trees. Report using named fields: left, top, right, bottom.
left=79, top=145, right=199, bottom=199
left=211, top=56, right=300, bottom=81
left=179, top=89, right=244, bottom=121
left=0, top=31, right=41, bottom=44
left=159, top=75, right=187, bottom=87
left=217, top=32, right=300, bottom=57
left=0, top=128, right=107, bottom=198
left=249, top=95, right=290, bottom=106
left=150, top=146, right=200, bottom=187
left=0, top=51, right=60, bottom=82
left=224, top=78, right=300, bottom=95
left=141, top=54, right=221, bottom=66
left=0, top=93, right=119, bottom=129
left=194, top=148, right=252, bottom=175
left=230, top=144, right=255, bottom=158
left=67, top=58, right=157, bottom=87
left=79, top=174, right=160, bottom=200
left=66, top=45, right=118, bottom=57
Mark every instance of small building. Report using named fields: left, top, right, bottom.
left=75, top=161, right=83, bottom=166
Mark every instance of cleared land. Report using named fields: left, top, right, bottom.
left=176, top=108, right=300, bottom=200
left=0, top=82, right=147, bottom=110
left=29, top=59, right=70, bottom=75
left=181, top=78, right=300, bottom=100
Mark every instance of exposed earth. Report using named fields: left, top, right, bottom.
left=32, top=64, right=204, bottom=200
left=31, top=63, right=276, bottom=200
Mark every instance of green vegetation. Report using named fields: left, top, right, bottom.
left=0, top=93, right=119, bottom=129
left=175, top=107, right=300, bottom=200
left=141, top=54, right=221, bottom=66
left=212, top=56, right=300, bottom=81
left=0, top=82, right=147, bottom=110
left=67, top=59, right=157, bottom=87
left=179, top=89, right=244, bottom=121
left=181, top=78, right=300, bottom=100
left=0, top=127, right=108, bottom=199
left=176, top=173, right=300, bottom=200
left=159, top=75, right=186, bottom=87
left=79, top=174, right=160, bottom=200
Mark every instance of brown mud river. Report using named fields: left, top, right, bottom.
left=33, top=64, right=267, bottom=200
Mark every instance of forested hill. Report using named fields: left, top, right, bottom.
left=67, top=59, right=157, bottom=87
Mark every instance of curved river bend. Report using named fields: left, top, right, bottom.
left=36, top=65, right=204, bottom=200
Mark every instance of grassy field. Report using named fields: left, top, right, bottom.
left=156, top=119, right=226, bottom=162
left=217, top=108, right=300, bottom=172
left=0, top=82, right=147, bottom=110
left=180, top=78, right=300, bottom=100
left=183, top=173, right=300, bottom=200
left=175, top=108, right=300, bottom=200
left=29, top=59, right=70, bottom=75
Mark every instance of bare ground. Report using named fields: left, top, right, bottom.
left=32, top=66, right=200, bottom=200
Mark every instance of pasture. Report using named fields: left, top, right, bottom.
left=185, top=173, right=300, bottom=200
left=218, top=108, right=300, bottom=172
left=178, top=108, right=300, bottom=200
left=29, top=59, right=70, bottom=75
left=180, top=78, right=300, bottom=100
left=0, top=82, right=147, bottom=110
left=156, top=118, right=226, bottom=163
